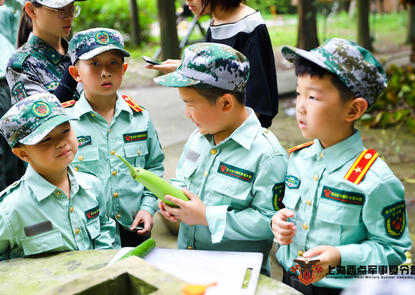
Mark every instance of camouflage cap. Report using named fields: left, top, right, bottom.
left=0, top=93, right=75, bottom=148
left=68, top=28, right=130, bottom=64
left=154, top=43, right=250, bottom=93
left=30, top=0, right=85, bottom=9
left=281, top=38, right=387, bottom=107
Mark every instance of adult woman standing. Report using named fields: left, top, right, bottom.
left=6, top=0, right=84, bottom=104
left=149, top=0, right=279, bottom=128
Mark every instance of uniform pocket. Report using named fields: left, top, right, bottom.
left=73, top=146, right=99, bottom=167
left=123, top=142, right=148, bottom=167
left=86, top=219, right=100, bottom=240
left=21, top=230, right=65, bottom=256
left=316, top=199, right=362, bottom=225
left=210, top=179, right=251, bottom=208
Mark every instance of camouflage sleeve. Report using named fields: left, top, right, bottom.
left=6, top=65, right=50, bottom=105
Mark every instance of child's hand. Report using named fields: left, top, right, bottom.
left=302, top=246, right=341, bottom=283
left=158, top=201, right=179, bottom=223
left=130, top=209, right=153, bottom=235
left=271, top=208, right=296, bottom=245
left=144, top=59, right=181, bottom=74
left=163, top=188, right=208, bottom=226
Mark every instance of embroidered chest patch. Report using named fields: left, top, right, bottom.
left=272, top=182, right=285, bottom=210
left=321, top=186, right=365, bottom=205
left=382, top=201, right=406, bottom=239
left=123, top=131, right=147, bottom=143
left=77, top=136, right=91, bottom=147
left=85, top=206, right=100, bottom=221
left=217, top=162, right=255, bottom=183
left=285, top=175, right=301, bottom=189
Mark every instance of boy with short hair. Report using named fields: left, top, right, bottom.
left=0, top=93, right=115, bottom=260
left=155, top=43, right=287, bottom=275
left=67, top=28, right=165, bottom=247
left=272, top=38, right=412, bottom=294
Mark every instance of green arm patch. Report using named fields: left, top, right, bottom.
left=12, top=81, right=27, bottom=101
left=272, top=182, right=285, bottom=210
left=382, top=201, right=406, bottom=239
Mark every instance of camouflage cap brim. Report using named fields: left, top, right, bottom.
left=77, top=46, right=130, bottom=62
left=19, top=114, right=75, bottom=146
left=281, top=45, right=332, bottom=73
left=154, top=71, right=201, bottom=88
left=31, top=0, right=86, bottom=9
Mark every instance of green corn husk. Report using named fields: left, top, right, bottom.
left=120, top=238, right=156, bottom=260
left=117, top=154, right=189, bottom=207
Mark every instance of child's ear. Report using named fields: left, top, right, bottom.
left=12, top=146, right=29, bottom=163
left=345, top=97, right=368, bottom=122
left=218, top=93, right=233, bottom=113
left=68, top=65, right=82, bottom=82
left=25, top=1, right=36, bottom=18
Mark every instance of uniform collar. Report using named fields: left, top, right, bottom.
left=306, top=130, right=364, bottom=173
left=25, top=165, right=90, bottom=202
left=28, top=33, right=69, bottom=65
left=208, top=107, right=260, bottom=150
left=73, top=92, right=132, bottom=119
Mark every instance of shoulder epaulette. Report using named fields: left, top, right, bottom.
left=0, top=180, right=21, bottom=203
left=344, top=149, right=378, bottom=184
left=9, top=51, right=30, bottom=69
left=122, top=95, right=144, bottom=112
left=61, top=100, right=76, bottom=108
left=288, top=141, right=314, bottom=153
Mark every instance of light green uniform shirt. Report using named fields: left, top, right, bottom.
left=173, top=109, right=287, bottom=275
left=0, top=0, right=23, bottom=78
left=0, top=165, right=115, bottom=260
left=67, top=93, right=164, bottom=232
left=277, top=130, right=412, bottom=289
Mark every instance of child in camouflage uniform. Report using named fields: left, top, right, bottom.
left=66, top=28, right=165, bottom=247
left=0, top=93, right=115, bottom=260
left=272, top=38, right=412, bottom=294
left=155, top=43, right=287, bottom=276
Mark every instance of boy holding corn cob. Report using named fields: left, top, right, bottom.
left=66, top=28, right=165, bottom=247
left=0, top=93, right=115, bottom=260
left=155, top=43, right=287, bottom=275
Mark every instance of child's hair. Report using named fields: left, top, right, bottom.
left=295, top=57, right=355, bottom=102
left=17, top=2, right=42, bottom=47
left=201, top=0, right=243, bottom=15
left=193, top=86, right=245, bottom=105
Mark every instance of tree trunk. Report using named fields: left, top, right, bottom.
left=357, top=0, right=374, bottom=51
left=409, top=4, right=415, bottom=62
left=129, top=0, right=140, bottom=45
left=157, top=0, right=180, bottom=60
left=297, top=0, right=319, bottom=50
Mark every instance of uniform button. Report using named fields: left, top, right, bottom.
left=187, top=246, right=193, bottom=250
left=303, top=223, right=308, bottom=230
left=320, top=152, right=324, bottom=159
left=137, top=149, right=141, bottom=155
left=78, top=156, right=84, bottom=161
left=56, top=191, right=61, bottom=196
left=70, top=207, right=74, bottom=213
left=74, top=166, right=79, bottom=171
left=298, top=250, right=304, bottom=257
left=313, top=174, right=318, bottom=181
left=264, top=129, right=269, bottom=134
left=210, top=149, right=217, bottom=155
left=113, top=192, right=119, bottom=198
left=110, top=150, right=116, bottom=155
left=91, top=113, right=95, bottom=117
left=108, top=129, right=112, bottom=133
left=112, top=170, right=117, bottom=176
left=75, top=228, right=80, bottom=235
left=117, top=214, right=121, bottom=219
left=203, top=171, right=208, bottom=177
left=306, top=200, right=311, bottom=206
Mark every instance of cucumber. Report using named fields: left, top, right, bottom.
left=120, top=238, right=156, bottom=260
left=117, top=154, right=189, bottom=207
